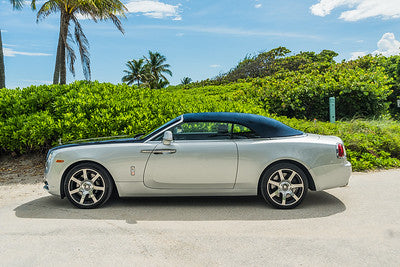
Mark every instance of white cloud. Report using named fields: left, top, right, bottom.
left=4, top=47, right=51, bottom=57
left=310, top=0, right=400, bottom=21
left=176, top=32, right=184, bottom=37
left=349, top=32, right=400, bottom=60
left=126, top=1, right=181, bottom=20
left=349, top=51, right=367, bottom=60
left=210, top=64, right=221, bottom=68
left=255, top=3, right=262, bottom=8
left=372, top=32, right=400, bottom=56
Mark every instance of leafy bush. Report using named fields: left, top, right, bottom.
left=1, top=81, right=400, bottom=171
left=276, top=117, right=400, bottom=171
left=0, top=81, right=264, bottom=152
left=248, top=62, right=391, bottom=120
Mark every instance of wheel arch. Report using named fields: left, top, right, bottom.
left=257, top=159, right=316, bottom=195
left=60, top=160, right=119, bottom=199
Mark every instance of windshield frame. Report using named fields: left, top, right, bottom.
left=142, top=115, right=183, bottom=142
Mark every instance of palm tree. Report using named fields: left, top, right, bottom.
left=144, top=51, right=172, bottom=89
left=1, top=0, right=35, bottom=88
left=122, top=59, right=147, bottom=87
left=156, top=78, right=169, bottom=88
left=0, top=28, right=6, bottom=89
left=34, top=0, right=127, bottom=85
left=181, top=77, right=192, bottom=85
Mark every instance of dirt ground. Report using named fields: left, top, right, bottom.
left=0, top=153, right=45, bottom=185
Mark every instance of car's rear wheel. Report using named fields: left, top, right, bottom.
left=64, top=163, right=113, bottom=209
left=260, top=163, right=308, bottom=209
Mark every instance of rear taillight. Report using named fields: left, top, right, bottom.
left=337, top=143, right=346, bottom=158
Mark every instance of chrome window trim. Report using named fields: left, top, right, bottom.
left=146, top=118, right=273, bottom=142
left=144, top=115, right=184, bottom=143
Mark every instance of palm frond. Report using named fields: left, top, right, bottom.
left=121, top=75, right=133, bottom=85
left=108, top=13, right=124, bottom=34
left=36, top=1, right=59, bottom=22
left=72, top=16, right=91, bottom=80
left=65, top=28, right=76, bottom=77
left=36, top=0, right=127, bottom=83
left=9, top=0, right=24, bottom=10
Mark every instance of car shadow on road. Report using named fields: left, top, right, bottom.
left=14, top=191, right=345, bottom=224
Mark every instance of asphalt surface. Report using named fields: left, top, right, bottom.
left=0, top=170, right=399, bottom=266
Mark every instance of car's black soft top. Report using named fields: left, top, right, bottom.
left=182, top=112, right=303, bottom=138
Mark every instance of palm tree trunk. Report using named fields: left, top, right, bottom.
left=59, top=13, right=69, bottom=85
left=52, top=31, right=62, bottom=84
left=0, top=30, right=5, bottom=89
left=137, top=79, right=139, bottom=87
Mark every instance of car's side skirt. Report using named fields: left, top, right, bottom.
left=115, top=181, right=257, bottom=197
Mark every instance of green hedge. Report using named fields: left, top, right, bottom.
left=246, top=63, right=392, bottom=120
left=1, top=81, right=400, bottom=171
left=276, top=117, right=400, bottom=171
left=0, top=81, right=265, bottom=152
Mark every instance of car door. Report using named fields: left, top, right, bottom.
left=143, top=121, right=238, bottom=189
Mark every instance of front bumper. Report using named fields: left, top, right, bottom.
left=44, top=160, right=67, bottom=197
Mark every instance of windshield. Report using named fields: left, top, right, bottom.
left=140, top=116, right=182, bottom=140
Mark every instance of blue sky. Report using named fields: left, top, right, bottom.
left=1, top=0, right=400, bottom=88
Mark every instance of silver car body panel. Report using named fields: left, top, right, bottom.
left=144, top=140, right=238, bottom=189
left=44, top=132, right=351, bottom=198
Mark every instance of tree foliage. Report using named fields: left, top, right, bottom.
left=35, top=0, right=126, bottom=84
left=122, top=51, right=172, bottom=89
left=219, top=47, right=338, bottom=83
left=181, top=77, right=192, bottom=85
left=122, top=59, right=147, bottom=87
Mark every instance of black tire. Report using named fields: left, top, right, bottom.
left=260, top=163, right=308, bottom=209
left=64, top=163, right=113, bottom=209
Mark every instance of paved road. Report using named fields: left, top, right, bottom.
left=0, top=170, right=399, bottom=266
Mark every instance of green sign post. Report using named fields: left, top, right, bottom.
left=329, top=97, right=335, bottom=123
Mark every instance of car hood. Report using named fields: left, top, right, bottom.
left=47, top=137, right=144, bottom=154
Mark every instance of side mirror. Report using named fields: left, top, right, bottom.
left=163, top=131, right=173, bottom=145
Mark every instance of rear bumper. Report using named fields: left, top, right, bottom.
left=310, top=160, right=352, bottom=191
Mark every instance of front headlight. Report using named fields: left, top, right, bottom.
left=47, top=151, right=54, bottom=162
left=45, top=151, right=54, bottom=173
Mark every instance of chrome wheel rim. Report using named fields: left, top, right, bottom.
left=266, top=169, right=305, bottom=206
left=68, top=168, right=105, bottom=206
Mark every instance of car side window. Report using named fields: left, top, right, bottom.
left=232, top=124, right=261, bottom=139
left=170, top=122, right=232, bottom=140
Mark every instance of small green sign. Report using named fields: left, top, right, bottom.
left=329, top=97, right=335, bottom=123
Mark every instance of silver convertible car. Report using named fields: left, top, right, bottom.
left=44, top=112, right=351, bottom=209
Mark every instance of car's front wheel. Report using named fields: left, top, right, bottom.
left=64, top=163, right=113, bottom=209
left=260, top=163, right=308, bottom=209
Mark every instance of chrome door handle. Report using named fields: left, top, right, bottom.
left=153, top=149, right=176, bottom=154
left=141, top=149, right=176, bottom=154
